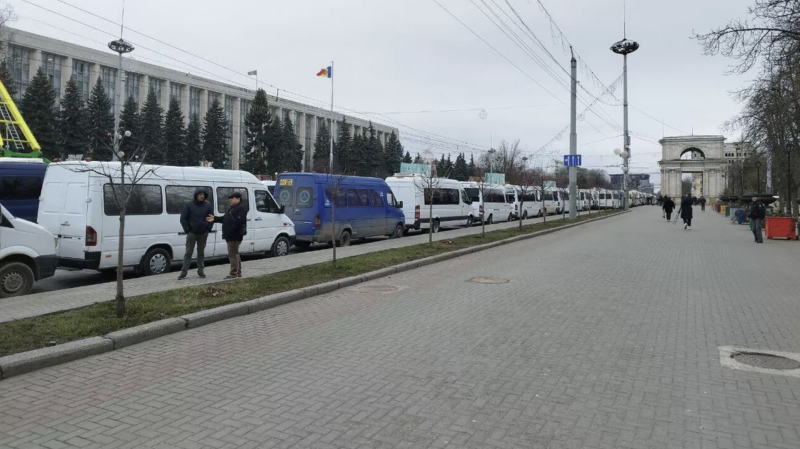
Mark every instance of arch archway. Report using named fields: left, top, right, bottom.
left=658, top=136, right=727, bottom=200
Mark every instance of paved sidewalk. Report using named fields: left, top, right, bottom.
left=1, top=207, right=799, bottom=448
left=0, top=209, right=601, bottom=323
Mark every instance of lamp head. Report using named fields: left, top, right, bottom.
left=124, top=130, right=132, bottom=137
left=614, top=148, right=621, bottom=156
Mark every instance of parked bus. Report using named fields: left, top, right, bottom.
left=386, top=174, right=473, bottom=233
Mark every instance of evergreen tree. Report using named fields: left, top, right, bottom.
left=162, top=97, right=187, bottom=166
left=119, top=95, right=140, bottom=156
left=265, top=116, right=283, bottom=175
left=58, top=78, right=88, bottom=159
left=402, top=150, right=412, bottom=164
left=279, top=118, right=303, bottom=172
left=185, top=115, right=203, bottom=167
left=138, top=88, right=164, bottom=164
left=241, top=89, right=271, bottom=175
left=19, top=68, right=59, bottom=160
left=436, top=154, right=447, bottom=177
left=0, top=61, right=16, bottom=99
left=334, top=118, right=352, bottom=172
left=84, top=77, right=114, bottom=161
left=444, top=154, right=454, bottom=178
left=468, top=154, right=477, bottom=178
left=350, top=133, right=370, bottom=176
left=384, top=131, right=404, bottom=175
left=202, top=98, right=228, bottom=168
left=414, top=153, right=423, bottom=164
left=454, top=152, right=469, bottom=181
left=312, top=120, right=331, bottom=172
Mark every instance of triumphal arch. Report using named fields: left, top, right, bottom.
left=658, top=135, right=728, bottom=200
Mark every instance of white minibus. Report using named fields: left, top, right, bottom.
left=385, top=174, right=473, bottom=232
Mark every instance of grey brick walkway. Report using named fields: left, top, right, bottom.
left=0, top=210, right=597, bottom=323
left=1, top=207, right=799, bottom=449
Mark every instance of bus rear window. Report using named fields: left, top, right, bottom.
left=464, top=188, right=480, bottom=202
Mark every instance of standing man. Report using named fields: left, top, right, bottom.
left=179, top=188, right=213, bottom=280
left=679, top=193, right=694, bottom=229
left=749, top=197, right=766, bottom=243
left=699, top=196, right=706, bottom=212
left=662, top=196, right=675, bottom=222
left=208, top=192, right=248, bottom=278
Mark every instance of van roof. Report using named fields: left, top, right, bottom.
left=277, top=172, right=388, bottom=186
left=48, top=162, right=261, bottom=183
left=0, top=158, right=46, bottom=164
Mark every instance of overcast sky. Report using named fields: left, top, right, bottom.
left=11, top=0, right=754, bottom=186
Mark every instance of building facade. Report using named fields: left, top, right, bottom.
left=4, top=28, right=399, bottom=171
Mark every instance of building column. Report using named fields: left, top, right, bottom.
left=139, top=74, right=149, bottom=107
left=162, top=80, right=171, bottom=109
left=231, top=97, right=242, bottom=170
left=61, top=56, right=73, bottom=97
left=30, top=49, right=42, bottom=77
left=199, top=90, right=209, bottom=120
left=180, top=84, right=190, bottom=125
left=295, top=112, right=307, bottom=172
left=88, top=62, right=99, bottom=92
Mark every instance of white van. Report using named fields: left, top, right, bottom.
left=543, top=188, right=562, bottom=215
left=38, top=162, right=295, bottom=276
left=0, top=204, right=58, bottom=297
left=513, top=186, right=542, bottom=219
left=461, top=182, right=514, bottom=224
left=386, top=174, right=474, bottom=232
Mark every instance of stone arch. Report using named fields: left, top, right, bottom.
left=658, top=136, right=728, bottom=201
left=679, top=147, right=706, bottom=160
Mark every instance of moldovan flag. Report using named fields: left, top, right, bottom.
left=316, top=66, right=332, bottom=78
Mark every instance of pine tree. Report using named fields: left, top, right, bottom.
left=84, top=77, right=114, bottom=161
left=454, top=152, right=469, bottom=181
left=362, top=122, right=384, bottom=177
left=384, top=131, right=404, bottom=175
left=351, top=133, right=370, bottom=176
left=445, top=154, right=454, bottom=178
left=0, top=61, right=17, bottom=99
left=202, top=98, right=228, bottom=168
left=162, top=97, right=187, bottom=166
left=312, top=120, right=331, bottom=172
left=185, top=115, right=203, bottom=167
left=242, top=88, right=271, bottom=176
left=334, top=118, right=352, bottom=172
left=403, top=150, right=412, bottom=163
left=468, top=154, right=477, bottom=178
left=19, top=68, right=59, bottom=160
left=414, top=153, right=423, bottom=164
left=138, top=88, right=164, bottom=164
left=118, top=95, right=140, bottom=156
left=58, top=78, right=88, bottom=159
left=280, top=117, right=303, bottom=172
left=265, top=116, right=283, bottom=175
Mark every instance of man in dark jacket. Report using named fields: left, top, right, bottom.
left=179, top=188, right=213, bottom=279
left=208, top=192, right=248, bottom=278
left=749, top=197, right=766, bottom=243
left=662, top=196, right=675, bottom=221
left=699, top=196, right=706, bottom=212
left=679, top=193, right=694, bottom=229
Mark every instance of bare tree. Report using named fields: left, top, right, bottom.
left=324, top=170, right=348, bottom=267
left=0, top=1, right=16, bottom=57
left=412, top=163, right=447, bottom=246
left=67, top=141, right=159, bottom=317
left=479, top=139, right=524, bottom=174
left=507, top=164, right=539, bottom=230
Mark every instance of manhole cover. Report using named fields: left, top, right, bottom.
left=353, top=285, right=399, bottom=293
left=732, top=352, right=800, bottom=370
left=467, top=277, right=509, bottom=284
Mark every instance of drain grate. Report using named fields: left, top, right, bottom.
left=352, top=284, right=399, bottom=293
left=732, top=352, right=800, bottom=371
left=467, top=277, right=509, bottom=284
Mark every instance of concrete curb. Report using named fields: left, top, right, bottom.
left=0, top=211, right=623, bottom=380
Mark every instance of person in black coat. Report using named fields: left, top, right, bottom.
left=679, top=193, right=694, bottom=229
left=178, top=187, right=213, bottom=279
left=662, top=196, right=675, bottom=221
left=207, top=192, right=249, bottom=278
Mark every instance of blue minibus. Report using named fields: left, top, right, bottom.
left=0, top=158, right=47, bottom=222
left=274, top=173, right=405, bottom=248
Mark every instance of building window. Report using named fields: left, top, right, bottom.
left=149, top=78, right=162, bottom=106
left=72, top=60, right=91, bottom=102
left=208, top=91, right=219, bottom=107
left=124, top=72, right=140, bottom=106
left=170, top=82, right=182, bottom=104
left=41, top=53, right=62, bottom=102
left=305, top=114, right=313, bottom=156
left=100, top=66, right=117, bottom=112
left=189, top=87, right=201, bottom=120
left=6, top=45, right=31, bottom=100
left=239, top=99, right=250, bottom=162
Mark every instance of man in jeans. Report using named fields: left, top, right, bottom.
left=749, top=197, right=766, bottom=243
left=178, top=188, right=213, bottom=279
left=208, top=192, right=248, bottom=278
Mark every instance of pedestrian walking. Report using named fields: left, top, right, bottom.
left=662, top=196, right=675, bottom=221
left=699, top=196, right=706, bottom=212
left=207, top=192, right=249, bottom=278
left=749, top=197, right=766, bottom=243
left=678, top=193, right=693, bottom=229
left=178, top=188, right=214, bottom=280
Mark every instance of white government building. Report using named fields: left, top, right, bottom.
left=4, top=28, right=399, bottom=171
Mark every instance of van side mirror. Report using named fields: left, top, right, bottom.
left=279, top=204, right=286, bottom=214
left=397, top=201, right=404, bottom=208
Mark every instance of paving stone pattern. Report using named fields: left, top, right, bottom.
left=0, top=211, right=596, bottom=323
left=1, top=208, right=799, bottom=449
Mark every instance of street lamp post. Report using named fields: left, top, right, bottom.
left=610, top=37, right=639, bottom=210
left=108, top=38, right=134, bottom=162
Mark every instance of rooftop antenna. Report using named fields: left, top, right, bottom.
left=623, top=0, right=626, bottom=39
left=120, top=0, right=125, bottom=38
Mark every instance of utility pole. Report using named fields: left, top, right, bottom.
left=108, top=1, right=133, bottom=162
left=568, top=47, right=577, bottom=220
left=610, top=2, right=638, bottom=210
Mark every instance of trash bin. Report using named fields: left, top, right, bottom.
left=725, top=206, right=732, bottom=217
left=765, top=217, right=798, bottom=240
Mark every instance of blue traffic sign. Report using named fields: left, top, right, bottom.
left=563, top=154, right=582, bottom=167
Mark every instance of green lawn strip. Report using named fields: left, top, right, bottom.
left=0, top=212, right=616, bottom=356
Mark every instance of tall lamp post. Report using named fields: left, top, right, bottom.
left=108, top=38, right=134, bottom=162
left=610, top=37, right=639, bottom=210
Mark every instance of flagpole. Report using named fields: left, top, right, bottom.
left=329, top=60, right=334, bottom=173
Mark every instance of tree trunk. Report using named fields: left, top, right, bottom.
left=116, top=208, right=126, bottom=318
left=428, top=199, right=434, bottom=246
left=331, top=203, right=337, bottom=267
left=481, top=198, right=485, bottom=237
left=519, top=200, right=523, bottom=230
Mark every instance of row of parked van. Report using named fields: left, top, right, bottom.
left=0, top=158, right=651, bottom=298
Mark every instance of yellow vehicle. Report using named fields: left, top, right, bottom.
left=0, top=79, right=44, bottom=160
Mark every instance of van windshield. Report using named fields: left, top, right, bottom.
left=464, top=188, right=480, bottom=202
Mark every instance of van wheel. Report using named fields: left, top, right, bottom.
left=508, top=213, right=514, bottom=222
left=0, top=262, right=35, bottom=298
left=338, top=231, right=352, bottom=247
left=465, top=216, right=474, bottom=227
left=432, top=219, right=440, bottom=233
left=294, top=241, right=312, bottom=250
left=142, top=248, right=171, bottom=276
left=522, top=211, right=528, bottom=220
left=391, top=223, right=404, bottom=239
left=272, top=236, right=291, bottom=257
left=486, top=215, right=493, bottom=225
